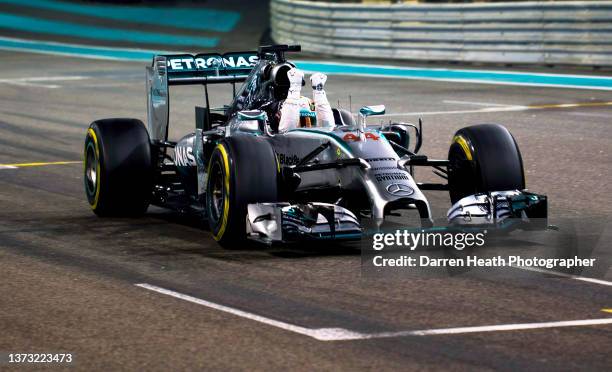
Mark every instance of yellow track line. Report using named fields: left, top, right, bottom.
left=527, top=101, right=612, bottom=110
left=0, top=160, right=80, bottom=168
left=602, top=309, right=612, bottom=314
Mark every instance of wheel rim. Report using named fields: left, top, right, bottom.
left=85, top=142, right=97, bottom=196
left=209, top=160, right=225, bottom=225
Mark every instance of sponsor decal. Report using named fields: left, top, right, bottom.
left=365, top=132, right=379, bottom=141
left=385, top=182, right=414, bottom=197
left=278, top=153, right=300, bottom=166
left=342, top=132, right=379, bottom=142
left=371, top=166, right=400, bottom=171
left=166, top=52, right=259, bottom=73
left=366, top=157, right=396, bottom=162
left=151, top=88, right=167, bottom=97
left=375, top=172, right=410, bottom=182
left=175, top=145, right=196, bottom=167
left=343, top=133, right=360, bottom=142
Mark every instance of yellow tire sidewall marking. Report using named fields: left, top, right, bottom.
left=212, top=144, right=231, bottom=241
left=275, top=152, right=280, bottom=173
left=87, top=128, right=101, bottom=210
left=453, top=135, right=473, bottom=161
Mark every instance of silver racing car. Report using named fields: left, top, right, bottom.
left=83, top=45, right=547, bottom=245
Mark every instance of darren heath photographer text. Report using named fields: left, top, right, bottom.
left=372, top=255, right=595, bottom=269
left=370, top=230, right=596, bottom=269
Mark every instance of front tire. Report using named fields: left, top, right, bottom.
left=448, top=124, right=525, bottom=203
left=206, top=136, right=279, bottom=246
left=84, top=118, right=153, bottom=216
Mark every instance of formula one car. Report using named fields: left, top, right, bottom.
left=83, top=45, right=547, bottom=245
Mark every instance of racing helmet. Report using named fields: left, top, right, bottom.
left=267, top=62, right=304, bottom=101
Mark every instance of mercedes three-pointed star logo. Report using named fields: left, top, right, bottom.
left=385, top=183, right=414, bottom=196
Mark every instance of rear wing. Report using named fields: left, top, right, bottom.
left=156, top=51, right=259, bottom=85
left=146, top=51, right=258, bottom=141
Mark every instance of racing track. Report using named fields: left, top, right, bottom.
left=1, top=51, right=611, bottom=370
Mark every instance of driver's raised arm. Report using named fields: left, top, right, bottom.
left=310, top=73, right=335, bottom=128
left=278, top=68, right=305, bottom=132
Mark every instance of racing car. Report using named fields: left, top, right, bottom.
left=83, top=44, right=547, bottom=245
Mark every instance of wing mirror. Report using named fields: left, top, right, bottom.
left=238, top=110, right=267, bottom=121
left=358, top=105, right=385, bottom=131
left=359, top=105, right=386, bottom=117
left=237, top=110, right=270, bottom=134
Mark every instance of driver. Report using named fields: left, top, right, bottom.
left=276, top=68, right=334, bottom=132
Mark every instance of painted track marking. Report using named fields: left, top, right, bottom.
left=364, top=318, right=612, bottom=339
left=297, top=60, right=612, bottom=91
left=0, top=13, right=218, bottom=48
left=0, top=75, right=89, bottom=88
left=135, top=283, right=358, bottom=341
left=0, top=40, right=609, bottom=91
left=513, top=265, right=612, bottom=287
left=380, top=101, right=612, bottom=117
left=0, top=36, right=168, bottom=61
left=381, top=105, right=525, bottom=117
left=443, top=100, right=519, bottom=107
left=137, top=283, right=612, bottom=341
left=0, top=0, right=240, bottom=33
left=0, top=161, right=80, bottom=168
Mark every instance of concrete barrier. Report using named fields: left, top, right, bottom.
left=271, top=0, right=612, bottom=66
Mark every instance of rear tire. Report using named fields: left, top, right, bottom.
left=84, top=118, right=153, bottom=216
left=206, top=136, right=279, bottom=246
left=448, top=124, right=525, bottom=203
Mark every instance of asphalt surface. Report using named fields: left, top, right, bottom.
left=1, top=51, right=611, bottom=371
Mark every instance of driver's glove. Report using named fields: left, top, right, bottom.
left=309, top=73, right=334, bottom=128
left=286, top=68, right=304, bottom=101
left=310, top=73, right=327, bottom=91
left=279, top=68, right=305, bottom=132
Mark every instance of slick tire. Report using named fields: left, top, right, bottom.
left=84, top=118, right=153, bottom=216
left=206, top=136, right=279, bottom=246
left=447, top=124, right=525, bottom=204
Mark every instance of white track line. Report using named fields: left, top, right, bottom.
left=443, top=100, right=519, bottom=107
left=300, top=70, right=612, bottom=91
left=0, top=165, right=17, bottom=170
left=0, top=76, right=90, bottom=88
left=379, top=100, right=612, bottom=117
left=135, top=283, right=362, bottom=341
left=513, top=265, right=612, bottom=287
left=366, top=318, right=612, bottom=339
left=136, top=283, right=612, bottom=341
left=380, top=105, right=527, bottom=117
left=296, top=59, right=612, bottom=80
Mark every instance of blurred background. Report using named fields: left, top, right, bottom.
left=0, top=0, right=609, bottom=67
